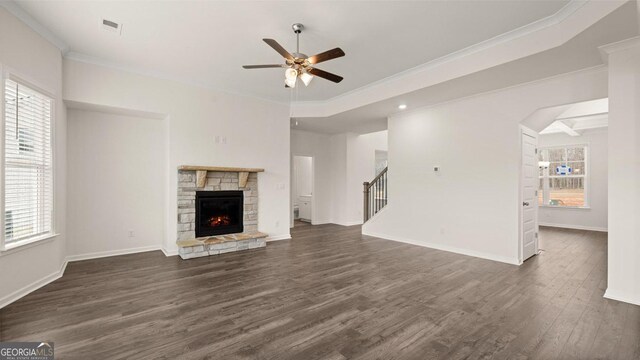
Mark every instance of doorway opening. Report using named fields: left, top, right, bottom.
left=520, top=98, right=609, bottom=263
left=292, top=155, right=313, bottom=227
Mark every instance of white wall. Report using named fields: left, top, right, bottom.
left=63, top=59, right=291, bottom=253
left=538, top=129, right=608, bottom=231
left=293, top=156, right=313, bottom=199
left=603, top=37, right=640, bottom=306
left=0, top=7, right=67, bottom=308
left=290, top=129, right=333, bottom=225
left=67, top=109, right=165, bottom=258
left=290, top=129, right=388, bottom=226
left=363, top=66, right=608, bottom=265
left=346, top=131, right=388, bottom=225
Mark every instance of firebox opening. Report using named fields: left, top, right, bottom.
left=195, top=191, right=243, bottom=237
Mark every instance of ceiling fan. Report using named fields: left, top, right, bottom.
left=242, top=23, right=345, bottom=88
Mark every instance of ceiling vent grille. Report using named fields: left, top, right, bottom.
left=102, top=18, right=122, bottom=35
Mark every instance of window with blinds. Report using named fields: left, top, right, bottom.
left=3, top=78, right=53, bottom=246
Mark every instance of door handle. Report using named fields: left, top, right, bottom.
left=523, top=202, right=530, bottom=206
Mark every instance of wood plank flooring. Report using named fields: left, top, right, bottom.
left=1, top=224, right=639, bottom=359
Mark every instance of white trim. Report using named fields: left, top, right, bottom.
left=0, top=1, right=69, bottom=54
left=161, top=246, right=179, bottom=257
left=539, top=222, right=607, bottom=232
left=292, top=1, right=622, bottom=118
left=0, top=245, right=175, bottom=309
left=538, top=144, right=589, bottom=208
left=604, top=288, right=640, bottom=306
left=539, top=205, right=591, bottom=210
left=598, top=36, right=640, bottom=63
left=0, top=257, right=67, bottom=309
left=1, top=66, right=58, bottom=252
left=65, top=245, right=163, bottom=262
left=298, top=0, right=587, bottom=109
left=64, top=53, right=288, bottom=106
left=310, top=219, right=331, bottom=225
left=332, top=221, right=363, bottom=226
left=266, top=234, right=291, bottom=242
left=0, top=233, right=59, bottom=255
left=362, top=229, right=520, bottom=266
left=519, top=125, right=539, bottom=263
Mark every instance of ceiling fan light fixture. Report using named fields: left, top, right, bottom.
left=285, top=77, right=297, bottom=88
left=285, top=68, right=298, bottom=81
left=300, top=72, right=313, bottom=86
left=243, top=23, right=345, bottom=87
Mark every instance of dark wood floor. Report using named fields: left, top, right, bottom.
left=1, top=225, right=639, bottom=359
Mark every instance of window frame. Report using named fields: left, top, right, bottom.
left=538, top=144, right=589, bottom=209
left=0, top=65, right=58, bottom=253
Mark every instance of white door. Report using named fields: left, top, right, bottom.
left=521, top=129, right=539, bottom=261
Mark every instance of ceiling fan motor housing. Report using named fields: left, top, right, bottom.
left=292, top=23, right=304, bottom=34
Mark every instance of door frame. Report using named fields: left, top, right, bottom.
left=519, top=125, right=539, bottom=264
left=290, top=154, right=315, bottom=227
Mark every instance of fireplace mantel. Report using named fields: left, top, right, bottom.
left=178, top=165, right=264, bottom=188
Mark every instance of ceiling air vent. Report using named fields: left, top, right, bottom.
left=102, top=18, right=122, bottom=35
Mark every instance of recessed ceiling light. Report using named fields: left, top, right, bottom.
left=398, top=104, right=407, bottom=110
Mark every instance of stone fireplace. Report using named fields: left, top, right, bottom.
left=176, top=166, right=267, bottom=259
left=195, top=190, right=244, bottom=237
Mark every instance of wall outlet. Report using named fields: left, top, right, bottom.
left=276, top=183, right=285, bottom=190
left=214, top=135, right=220, bottom=144
left=275, top=221, right=280, bottom=227
left=128, top=230, right=135, bottom=237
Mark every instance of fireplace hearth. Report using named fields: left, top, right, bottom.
left=195, top=191, right=243, bottom=237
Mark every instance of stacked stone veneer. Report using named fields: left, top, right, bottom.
left=178, top=232, right=267, bottom=259
left=177, top=170, right=259, bottom=241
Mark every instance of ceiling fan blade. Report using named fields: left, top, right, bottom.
left=263, top=39, right=294, bottom=61
left=308, top=67, right=343, bottom=83
left=242, top=64, right=286, bottom=69
left=307, top=47, right=345, bottom=64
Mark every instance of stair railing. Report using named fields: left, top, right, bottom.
left=363, top=166, right=388, bottom=222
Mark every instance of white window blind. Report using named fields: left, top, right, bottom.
left=3, top=78, right=53, bottom=246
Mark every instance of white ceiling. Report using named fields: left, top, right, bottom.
left=14, top=0, right=570, bottom=103
left=540, top=98, right=608, bottom=136
left=292, top=0, right=638, bottom=134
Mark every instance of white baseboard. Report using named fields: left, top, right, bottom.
left=362, top=230, right=520, bottom=266
left=65, top=245, right=163, bottom=262
left=161, top=246, right=179, bottom=257
left=539, top=222, right=608, bottom=232
left=0, top=258, right=68, bottom=309
left=311, top=219, right=331, bottom=225
left=604, top=288, right=640, bottom=306
left=266, top=234, right=292, bottom=242
left=333, top=220, right=363, bottom=226
left=1, top=245, right=172, bottom=309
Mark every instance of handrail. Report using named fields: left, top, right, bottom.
left=366, top=166, right=387, bottom=189
left=363, top=167, right=388, bottom=222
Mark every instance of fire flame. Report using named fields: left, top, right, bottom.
left=208, top=215, right=231, bottom=227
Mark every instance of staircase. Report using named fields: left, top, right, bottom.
left=363, top=167, right=388, bottom=222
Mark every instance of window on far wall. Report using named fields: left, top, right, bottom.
left=2, top=78, right=54, bottom=249
left=538, top=146, right=587, bottom=207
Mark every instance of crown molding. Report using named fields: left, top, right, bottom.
left=2, top=0, right=624, bottom=118
left=64, top=52, right=289, bottom=106
left=291, top=0, right=625, bottom=119
left=0, top=0, right=69, bottom=54
left=598, top=36, right=640, bottom=63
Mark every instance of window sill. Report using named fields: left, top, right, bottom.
left=539, top=205, right=591, bottom=210
left=0, top=233, right=60, bottom=256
